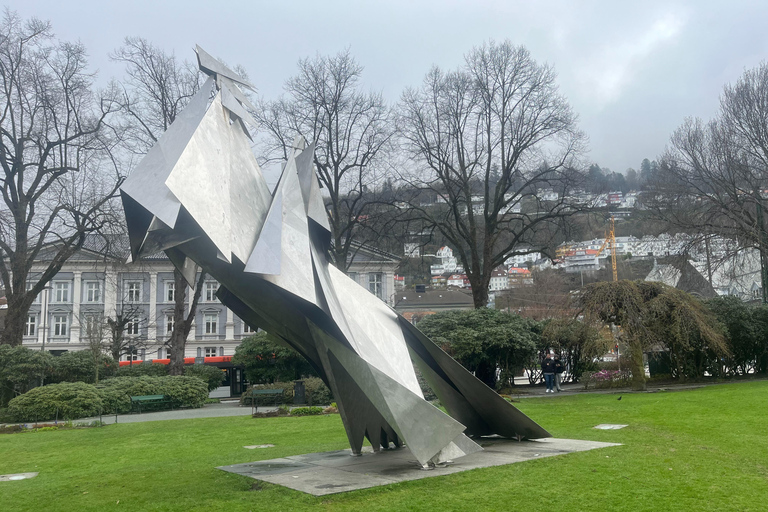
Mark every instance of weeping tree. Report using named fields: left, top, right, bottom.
left=580, top=280, right=728, bottom=390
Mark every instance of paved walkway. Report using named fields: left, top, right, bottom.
left=79, top=401, right=257, bottom=425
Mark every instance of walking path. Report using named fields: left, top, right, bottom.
left=80, top=400, right=256, bottom=425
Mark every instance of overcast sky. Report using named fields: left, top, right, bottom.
left=11, top=0, right=768, bottom=174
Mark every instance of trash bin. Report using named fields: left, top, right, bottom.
left=293, top=380, right=306, bottom=405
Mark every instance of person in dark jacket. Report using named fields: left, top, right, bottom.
left=554, top=354, right=565, bottom=392
left=541, top=352, right=556, bottom=393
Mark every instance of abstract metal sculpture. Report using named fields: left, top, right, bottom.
left=120, top=47, right=550, bottom=467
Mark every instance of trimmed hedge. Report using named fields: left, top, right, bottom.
left=97, top=376, right=209, bottom=414
left=4, top=375, right=211, bottom=421
left=6, top=382, right=104, bottom=422
left=290, top=406, right=324, bottom=416
left=240, top=377, right=333, bottom=406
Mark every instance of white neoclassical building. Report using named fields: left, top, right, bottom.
left=19, top=236, right=399, bottom=360
left=22, top=238, right=254, bottom=360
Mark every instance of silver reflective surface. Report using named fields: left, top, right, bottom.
left=120, top=48, right=550, bottom=467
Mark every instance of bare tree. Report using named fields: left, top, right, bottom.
left=398, top=41, right=585, bottom=307
left=105, top=303, right=149, bottom=362
left=111, top=37, right=207, bottom=374
left=256, top=50, right=393, bottom=270
left=80, top=312, right=108, bottom=383
left=0, top=12, right=123, bottom=346
left=111, top=37, right=199, bottom=154
left=649, top=62, right=768, bottom=300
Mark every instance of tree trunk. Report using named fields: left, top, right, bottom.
left=475, top=359, right=497, bottom=389
left=168, top=268, right=206, bottom=376
left=628, top=340, right=646, bottom=391
left=1, top=302, right=27, bottom=346
left=168, top=270, right=188, bottom=376
left=469, top=270, right=491, bottom=309
left=168, top=328, right=187, bottom=376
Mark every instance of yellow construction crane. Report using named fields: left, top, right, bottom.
left=596, top=216, right=618, bottom=282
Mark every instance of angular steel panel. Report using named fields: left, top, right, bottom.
left=120, top=77, right=214, bottom=229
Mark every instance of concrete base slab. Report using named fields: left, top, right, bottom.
left=217, top=437, right=621, bottom=496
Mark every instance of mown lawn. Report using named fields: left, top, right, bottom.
left=1, top=381, right=766, bottom=512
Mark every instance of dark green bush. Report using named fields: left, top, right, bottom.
left=116, top=363, right=169, bottom=378
left=240, top=377, right=332, bottom=406
left=233, top=332, right=317, bottom=383
left=290, top=406, right=323, bottom=416
left=49, top=351, right=117, bottom=384
left=184, top=364, right=226, bottom=392
left=304, top=377, right=332, bottom=406
left=97, top=376, right=209, bottom=413
left=0, top=345, right=54, bottom=406
left=6, top=382, right=103, bottom=422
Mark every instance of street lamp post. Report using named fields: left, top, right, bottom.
left=40, top=286, right=51, bottom=352
left=39, top=285, right=51, bottom=386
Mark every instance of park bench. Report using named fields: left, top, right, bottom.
left=249, top=388, right=284, bottom=414
left=130, top=395, right=173, bottom=414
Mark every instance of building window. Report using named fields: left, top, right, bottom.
left=165, top=281, right=175, bottom=302
left=204, top=347, right=217, bottom=358
left=125, top=281, right=142, bottom=302
left=53, top=282, right=70, bottom=303
left=242, top=322, right=256, bottom=334
left=125, top=349, right=139, bottom=361
left=24, top=315, right=37, bottom=337
left=126, top=316, right=140, bottom=336
left=166, top=314, right=175, bottom=335
left=84, top=281, right=101, bottom=303
left=347, top=272, right=358, bottom=284
left=53, top=314, right=68, bottom=337
left=204, top=312, right=218, bottom=334
left=368, top=273, right=383, bottom=299
left=204, top=281, right=218, bottom=302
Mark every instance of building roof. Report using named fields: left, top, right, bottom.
left=394, top=289, right=474, bottom=311
left=645, top=257, right=717, bottom=299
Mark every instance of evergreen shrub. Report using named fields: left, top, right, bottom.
left=6, top=382, right=103, bottom=422
left=184, top=364, right=226, bottom=391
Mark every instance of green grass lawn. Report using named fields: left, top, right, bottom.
left=1, top=381, right=767, bottom=512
